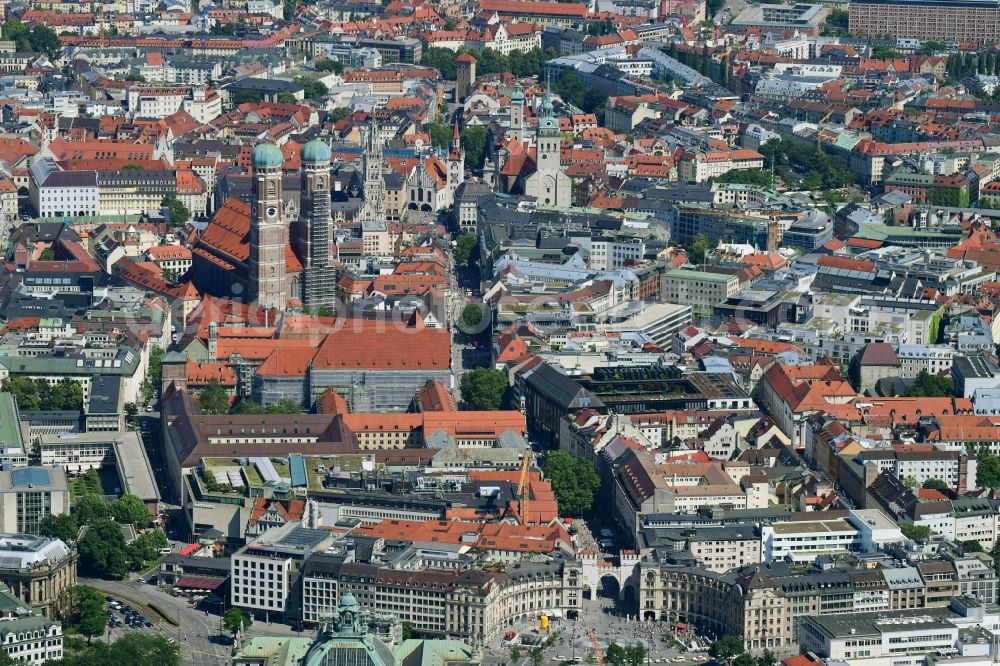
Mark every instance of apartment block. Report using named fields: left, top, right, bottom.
left=849, top=0, right=1000, bottom=41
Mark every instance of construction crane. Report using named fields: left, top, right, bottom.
left=516, top=450, right=531, bottom=526
left=816, top=109, right=834, bottom=149
left=589, top=631, right=605, bottom=666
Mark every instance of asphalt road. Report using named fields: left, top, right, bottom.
left=81, top=577, right=232, bottom=666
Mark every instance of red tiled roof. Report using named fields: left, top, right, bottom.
left=310, top=317, right=450, bottom=371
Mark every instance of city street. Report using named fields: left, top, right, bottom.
left=81, top=577, right=231, bottom=665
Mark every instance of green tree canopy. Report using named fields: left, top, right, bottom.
left=276, top=92, right=297, bottom=103
left=758, top=139, right=857, bottom=190
left=73, top=494, right=111, bottom=527
left=1, top=376, right=82, bottom=411
left=161, top=193, right=190, bottom=227
left=454, top=232, right=478, bottom=266
left=330, top=107, right=352, bottom=122
left=315, top=59, right=344, bottom=73
left=543, top=451, right=601, bottom=517
left=826, top=8, right=849, bottom=31
left=687, top=233, right=715, bottom=265
left=224, top=607, right=253, bottom=635
left=714, top=168, right=772, bottom=187
left=604, top=643, right=627, bottom=666
left=1, top=376, right=39, bottom=410
left=295, top=76, right=329, bottom=99
left=922, top=478, right=949, bottom=491
left=111, top=494, right=149, bottom=527
left=899, top=523, right=932, bottom=540
left=50, top=378, right=84, bottom=410
left=460, top=368, right=508, bottom=410
left=108, top=634, right=180, bottom=666
left=708, top=636, right=745, bottom=664
left=234, top=89, right=263, bottom=105
left=461, top=303, right=485, bottom=330
left=420, top=47, right=459, bottom=80
left=962, top=539, right=984, bottom=553
left=126, top=529, right=168, bottom=570
left=197, top=378, right=229, bottom=414
left=529, top=647, right=544, bottom=666
left=554, top=70, right=608, bottom=115
left=902, top=371, right=953, bottom=397
left=460, top=125, right=488, bottom=170
left=68, top=585, right=106, bottom=643
left=39, top=513, right=78, bottom=542
left=2, top=21, right=61, bottom=60
left=230, top=399, right=301, bottom=415
left=425, top=122, right=454, bottom=150
left=978, top=445, right=1000, bottom=488
left=78, top=520, right=127, bottom=579
left=624, top=644, right=647, bottom=666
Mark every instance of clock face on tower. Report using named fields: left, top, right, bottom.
left=266, top=206, right=278, bottom=219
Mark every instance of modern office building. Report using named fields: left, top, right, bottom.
left=0, top=468, right=69, bottom=536
left=660, top=268, right=742, bottom=317
left=231, top=523, right=336, bottom=622
left=731, top=3, right=828, bottom=34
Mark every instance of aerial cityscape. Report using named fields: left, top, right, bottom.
left=0, top=0, right=998, bottom=665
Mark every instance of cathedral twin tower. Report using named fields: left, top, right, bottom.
left=248, top=139, right=338, bottom=311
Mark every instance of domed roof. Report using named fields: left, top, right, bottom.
left=301, top=139, right=331, bottom=164
left=338, top=592, right=360, bottom=612
left=251, top=143, right=284, bottom=168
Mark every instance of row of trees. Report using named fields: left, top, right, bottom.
left=668, top=42, right=713, bottom=79
left=1, top=376, right=83, bottom=411
left=141, top=346, right=164, bottom=405
left=604, top=643, right=647, bottom=666
left=46, top=634, right=179, bottom=666
left=197, top=380, right=302, bottom=415
left=421, top=47, right=557, bottom=81
left=947, top=51, right=1000, bottom=82
left=709, top=636, right=775, bottom=666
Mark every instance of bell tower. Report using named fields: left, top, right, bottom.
left=249, top=143, right=287, bottom=310
left=298, top=139, right=336, bottom=308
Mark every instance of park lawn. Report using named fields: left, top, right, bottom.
left=69, top=472, right=105, bottom=501
left=138, top=556, right=164, bottom=576
left=202, top=458, right=239, bottom=468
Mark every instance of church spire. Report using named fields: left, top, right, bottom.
left=358, top=118, right=386, bottom=223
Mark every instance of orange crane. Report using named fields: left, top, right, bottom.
left=516, top=451, right=531, bottom=525
left=589, top=631, right=605, bottom=666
